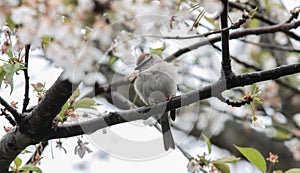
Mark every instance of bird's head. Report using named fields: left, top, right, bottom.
left=135, top=53, right=161, bottom=71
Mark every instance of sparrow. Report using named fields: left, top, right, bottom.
left=133, top=53, right=177, bottom=150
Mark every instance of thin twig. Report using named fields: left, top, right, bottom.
left=212, top=44, right=300, bottom=94
left=165, top=19, right=300, bottom=62
left=22, top=44, right=30, bottom=113
left=26, top=141, right=48, bottom=166
left=220, top=0, right=234, bottom=78
left=229, top=1, right=276, bottom=25
left=285, top=8, right=299, bottom=23
left=0, top=97, right=22, bottom=123
left=239, top=39, right=300, bottom=53
left=228, top=1, right=300, bottom=41
left=0, top=108, right=16, bottom=126
left=147, top=12, right=249, bottom=40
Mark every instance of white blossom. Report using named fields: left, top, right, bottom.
left=200, top=0, right=223, bottom=15
left=83, top=72, right=107, bottom=85
left=78, top=0, right=94, bottom=11
left=0, top=0, right=19, bottom=7
left=293, top=113, right=300, bottom=127
left=11, top=6, right=36, bottom=25
left=285, top=138, right=300, bottom=161
left=38, top=16, right=63, bottom=37
left=75, top=139, right=92, bottom=158
left=0, top=13, right=5, bottom=27
left=17, top=21, right=40, bottom=47
left=251, top=115, right=271, bottom=129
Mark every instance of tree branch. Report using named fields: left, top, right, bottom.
left=220, top=0, right=234, bottom=78
left=0, top=109, right=16, bottom=126
left=0, top=74, right=79, bottom=172
left=165, top=19, right=300, bottom=62
left=22, top=44, right=30, bottom=113
left=239, top=39, right=300, bottom=53
left=0, top=97, right=22, bottom=123
left=21, top=75, right=79, bottom=137
left=48, top=62, right=300, bottom=139
left=1, top=57, right=299, bottom=172
left=229, top=2, right=276, bottom=25
left=228, top=1, right=300, bottom=41
left=155, top=13, right=249, bottom=40
left=212, top=44, right=300, bottom=94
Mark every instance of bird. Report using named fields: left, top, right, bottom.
left=133, top=53, right=178, bottom=150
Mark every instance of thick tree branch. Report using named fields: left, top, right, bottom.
left=22, top=44, right=30, bottom=113
left=0, top=74, right=79, bottom=172
left=21, top=75, right=78, bottom=137
left=48, top=62, right=300, bottom=139
left=165, top=19, right=300, bottom=62
left=0, top=128, right=36, bottom=173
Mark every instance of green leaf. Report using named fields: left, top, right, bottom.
left=20, top=164, right=42, bottom=173
left=253, top=97, right=263, bottom=104
left=248, top=7, right=258, bottom=18
left=149, top=44, right=166, bottom=55
left=82, top=27, right=92, bottom=40
left=3, top=62, right=26, bottom=93
left=56, top=101, right=69, bottom=123
left=74, top=98, right=99, bottom=109
left=7, top=49, right=14, bottom=59
left=0, top=66, right=6, bottom=89
left=108, top=56, right=117, bottom=66
left=21, top=149, right=33, bottom=154
left=62, top=15, right=72, bottom=23
left=213, top=162, right=230, bottom=173
left=6, top=15, right=18, bottom=30
left=274, top=170, right=283, bottom=173
left=70, top=88, right=80, bottom=102
left=251, top=85, right=261, bottom=97
left=285, top=168, right=300, bottom=173
left=214, top=156, right=240, bottom=164
left=41, top=36, right=52, bottom=49
left=14, top=157, right=22, bottom=169
left=234, top=145, right=266, bottom=172
left=202, top=134, right=212, bottom=154
left=273, top=128, right=293, bottom=140
left=31, top=82, right=46, bottom=93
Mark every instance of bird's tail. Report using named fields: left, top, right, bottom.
left=160, top=112, right=175, bottom=150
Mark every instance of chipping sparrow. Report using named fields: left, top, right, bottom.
left=134, top=53, right=178, bottom=150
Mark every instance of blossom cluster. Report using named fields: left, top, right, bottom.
left=1, top=0, right=221, bottom=83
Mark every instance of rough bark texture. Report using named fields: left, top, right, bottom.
left=0, top=75, right=78, bottom=173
